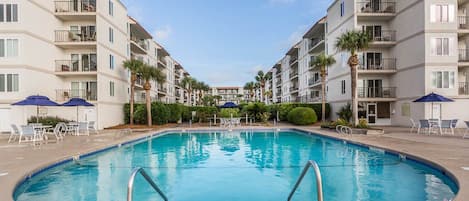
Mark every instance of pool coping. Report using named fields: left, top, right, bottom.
left=9, top=127, right=463, bottom=201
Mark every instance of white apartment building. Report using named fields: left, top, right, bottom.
left=211, top=87, right=245, bottom=105
left=267, top=0, right=469, bottom=127
left=0, top=0, right=191, bottom=131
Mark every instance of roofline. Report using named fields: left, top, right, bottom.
left=128, top=16, right=153, bottom=39
left=302, top=16, right=327, bottom=38
left=327, top=0, right=340, bottom=11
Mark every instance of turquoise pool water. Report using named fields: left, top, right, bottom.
left=14, top=130, right=457, bottom=201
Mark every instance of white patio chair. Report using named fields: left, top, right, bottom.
left=8, top=124, right=20, bottom=143
left=66, top=122, right=79, bottom=135
left=418, top=120, right=432, bottom=134
left=88, top=121, right=98, bottom=134
left=19, top=125, right=38, bottom=144
left=78, top=122, right=89, bottom=136
left=410, top=118, right=418, bottom=133
left=439, top=120, right=454, bottom=135
left=463, top=121, right=469, bottom=139
left=45, top=123, right=66, bottom=141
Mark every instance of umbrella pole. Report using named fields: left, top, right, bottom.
left=36, top=105, right=39, bottom=123
left=76, top=106, right=79, bottom=122
left=431, top=102, right=434, bottom=119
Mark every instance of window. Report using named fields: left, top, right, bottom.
left=0, top=39, right=18, bottom=58
left=109, top=54, right=114, bottom=69
left=340, top=1, right=345, bottom=17
left=341, top=80, right=346, bottom=94
left=432, top=71, right=455, bottom=88
left=0, top=74, right=18, bottom=92
left=430, top=4, right=454, bottom=23
left=431, top=38, right=452, bottom=56
left=0, top=4, right=18, bottom=22
left=110, top=81, right=115, bottom=96
left=109, top=27, right=114, bottom=43
left=109, top=0, right=114, bottom=16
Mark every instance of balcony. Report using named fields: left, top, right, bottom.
left=54, top=0, right=96, bottom=20
left=290, top=57, right=298, bottom=65
left=56, top=89, right=97, bottom=102
left=358, top=58, right=397, bottom=73
left=55, top=60, right=97, bottom=76
left=356, top=1, right=396, bottom=20
left=158, top=87, right=167, bottom=94
left=135, top=77, right=145, bottom=89
left=290, top=87, right=299, bottom=93
left=459, top=16, right=469, bottom=35
left=308, top=35, right=325, bottom=53
left=289, top=71, right=299, bottom=79
left=459, top=49, right=469, bottom=65
left=460, top=82, right=469, bottom=95
left=358, top=87, right=396, bottom=99
left=308, top=78, right=321, bottom=87
left=130, top=36, right=148, bottom=54
left=158, top=56, right=167, bottom=68
left=55, top=29, right=96, bottom=49
left=368, top=30, right=396, bottom=47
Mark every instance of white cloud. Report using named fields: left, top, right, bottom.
left=153, top=26, right=172, bottom=41
left=284, top=24, right=308, bottom=47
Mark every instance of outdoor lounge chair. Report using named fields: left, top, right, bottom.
left=88, top=121, right=98, bottom=134
left=19, top=125, right=38, bottom=144
left=439, top=120, right=454, bottom=135
left=410, top=118, right=418, bottom=133
left=464, top=121, right=469, bottom=139
left=45, top=123, right=66, bottom=141
left=8, top=124, right=20, bottom=143
left=78, top=122, right=89, bottom=136
left=418, top=120, right=432, bottom=134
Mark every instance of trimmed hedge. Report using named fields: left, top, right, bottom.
left=287, top=107, right=318, bottom=125
left=28, top=116, right=70, bottom=127
left=267, top=103, right=330, bottom=121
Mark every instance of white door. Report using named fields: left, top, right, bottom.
left=0, top=108, right=11, bottom=132
left=367, top=103, right=377, bottom=124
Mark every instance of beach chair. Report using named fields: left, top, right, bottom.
left=418, top=120, right=432, bottom=134
left=78, top=122, right=89, bottom=136
left=19, top=125, right=38, bottom=144
left=8, top=124, right=21, bottom=143
left=439, top=120, right=454, bottom=135
left=88, top=121, right=98, bottom=134
left=410, top=118, right=418, bottom=133
left=464, top=121, right=469, bottom=139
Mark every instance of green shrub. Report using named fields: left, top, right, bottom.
left=27, top=116, right=71, bottom=127
left=336, top=118, right=349, bottom=126
left=356, top=118, right=369, bottom=129
left=133, top=104, right=147, bottom=124
left=189, top=106, right=218, bottom=123
left=274, top=103, right=330, bottom=121
left=287, top=107, right=318, bottom=125
left=219, top=108, right=240, bottom=118
left=151, top=102, right=170, bottom=125
left=336, top=103, right=352, bottom=122
left=242, top=102, right=270, bottom=122
left=166, top=103, right=184, bottom=123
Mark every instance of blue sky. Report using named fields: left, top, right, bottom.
left=121, top=0, right=332, bottom=86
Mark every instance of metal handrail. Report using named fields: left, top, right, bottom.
left=127, top=167, right=168, bottom=201
left=287, top=160, right=323, bottom=201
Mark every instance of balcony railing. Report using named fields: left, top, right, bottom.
left=130, top=36, right=148, bottom=51
left=308, top=78, right=321, bottom=86
left=55, top=30, right=96, bottom=42
left=56, top=89, right=97, bottom=101
left=459, top=16, right=469, bottom=29
left=290, top=72, right=299, bottom=79
left=357, top=1, right=396, bottom=14
left=290, top=57, right=298, bottom=65
left=460, top=82, right=469, bottom=95
left=290, top=87, right=299, bottom=92
left=368, top=30, right=396, bottom=42
left=358, top=87, right=396, bottom=98
left=158, top=56, right=167, bottom=67
left=309, top=35, right=325, bottom=50
left=55, top=0, right=96, bottom=13
left=459, top=49, right=469, bottom=62
left=358, top=58, right=396, bottom=71
left=135, top=77, right=144, bottom=86
left=55, top=60, right=97, bottom=72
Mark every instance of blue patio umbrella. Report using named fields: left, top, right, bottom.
left=219, top=102, right=238, bottom=108
left=12, top=95, right=60, bottom=122
left=62, top=98, right=94, bottom=121
left=413, top=92, right=454, bottom=119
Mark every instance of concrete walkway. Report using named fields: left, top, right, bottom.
left=0, top=126, right=468, bottom=201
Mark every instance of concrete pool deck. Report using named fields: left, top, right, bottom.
left=0, top=126, right=468, bottom=201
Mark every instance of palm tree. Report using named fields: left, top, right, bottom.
left=214, top=95, right=222, bottom=105
left=255, top=70, right=271, bottom=102
left=181, top=77, right=197, bottom=106
left=335, top=30, right=371, bottom=125
left=196, top=81, right=210, bottom=105
left=264, top=90, right=273, bottom=103
left=123, top=59, right=144, bottom=126
left=254, top=82, right=261, bottom=101
left=139, top=64, right=166, bottom=127
left=243, top=82, right=256, bottom=102
left=311, top=53, right=336, bottom=122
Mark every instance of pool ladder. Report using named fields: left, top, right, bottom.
left=287, top=160, right=323, bottom=201
left=127, top=167, right=168, bottom=201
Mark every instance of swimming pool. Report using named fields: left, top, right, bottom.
left=14, top=130, right=458, bottom=201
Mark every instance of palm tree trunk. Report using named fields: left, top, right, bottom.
left=130, top=82, right=135, bottom=126
left=351, top=64, right=358, bottom=126
left=321, top=71, right=326, bottom=122
left=144, top=82, right=152, bottom=127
